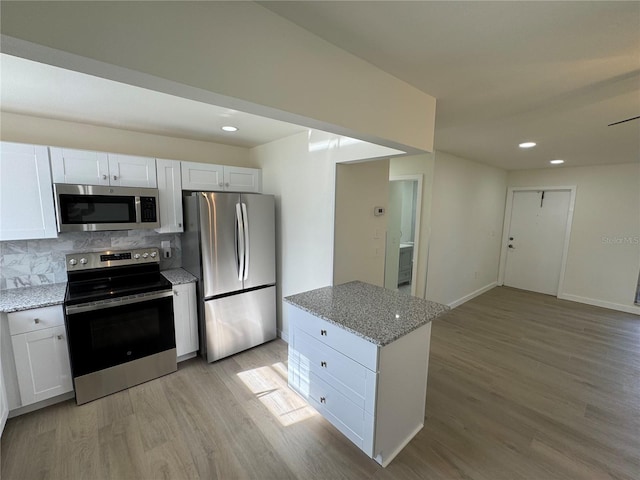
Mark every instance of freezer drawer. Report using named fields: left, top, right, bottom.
left=203, top=286, right=276, bottom=362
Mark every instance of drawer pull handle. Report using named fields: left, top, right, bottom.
left=320, top=361, right=327, bottom=367
left=57, top=335, right=63, bottom=340
left=320, top=396, right=326, bottom=404
left=34, top=318, right=40, bottom=324
left=320, top=329, right=327, bottom=336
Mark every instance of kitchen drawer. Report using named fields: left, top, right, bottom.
left=290, top=328, right=376, bottom=413
left=8, top=305, right=64, bottom=336
left=289, top=358, right=374, bottom=454
left=288, top=306, right=378, bottom=371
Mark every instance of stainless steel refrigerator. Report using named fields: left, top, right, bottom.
left=182, top=192, right=276, bottom=362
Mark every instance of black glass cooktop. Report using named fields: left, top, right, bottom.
left=65, top=264, right=172, bottom=306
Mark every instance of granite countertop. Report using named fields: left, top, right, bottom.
left=0, top=283, right=67, bottom=313
left=161, top=268, right=197, bottom=285
left=284, top=281, right=449, bottom=346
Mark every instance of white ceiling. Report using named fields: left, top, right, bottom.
left=1, top=2, right=639, bottom=170
left=262, top=1, right=640, bottom=170
left=0, top=54, right=306, bottom=148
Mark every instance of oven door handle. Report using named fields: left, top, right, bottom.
left=65, top=290, right=173, bottom=314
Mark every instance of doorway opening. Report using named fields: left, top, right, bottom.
left=384, top=175, right=422, bottom=296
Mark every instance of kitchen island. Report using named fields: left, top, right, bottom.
left=284, top=281, right=449, bottom=467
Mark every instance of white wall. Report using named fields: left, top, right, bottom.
left=0, top=112, right=252, bottom=166
left=251, top=130, right=400, bottom=339
left=426, top=151, right=508, bottom=307
left=509, top=163, right=640, bottom=314
left=334, top=159, right=390, bottom=287
left=1, top=2, right=435, bottom=152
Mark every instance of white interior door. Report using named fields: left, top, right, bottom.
left=504, top=190, right=571, bottom=295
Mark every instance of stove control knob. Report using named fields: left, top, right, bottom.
left=142, top=252, right=149, bottom=259
left=80, top=258, right=88, bottom=265
left=69, top=258, right=77, bottom=266
left=134, top=253, right=141, bottom=259
left=150, top=251, right=157, bottom=258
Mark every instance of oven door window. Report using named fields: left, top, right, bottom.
left=58, top=194, right=136, bottom=224
left=66, top=295, right=175, bottom=377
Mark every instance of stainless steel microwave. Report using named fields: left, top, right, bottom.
left=53, top=184, right=160, bottom=232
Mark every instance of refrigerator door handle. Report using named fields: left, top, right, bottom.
left=242, top=202, right=250, bottom=281
left=235, top=203, right=245, bottom=281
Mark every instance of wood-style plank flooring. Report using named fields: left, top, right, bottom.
left=2, top=286, right=639, bottom=479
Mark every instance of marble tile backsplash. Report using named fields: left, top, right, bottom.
left=0, top=230, right=181, bottom=290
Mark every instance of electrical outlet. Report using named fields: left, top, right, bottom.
left=161, top=240, right=171, bottom=259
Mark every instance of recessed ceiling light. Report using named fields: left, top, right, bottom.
left=221, top=126, right=238, bottom=132
left=519, top=142, right=536, bottom=148
left=550, top=159, right=564, bottom=165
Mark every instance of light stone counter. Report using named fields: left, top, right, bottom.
left=161, top=268, right=197, bottom=285
left=0, top=283, right=67, bottom=313
left=284, top=280, right=449, bottom=346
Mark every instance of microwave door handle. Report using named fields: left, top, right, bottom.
left=242, top=202, right=249, bottom=281
left=135, top=196, right=142, bottom=224
left=235, top=203, right=245, bottom=282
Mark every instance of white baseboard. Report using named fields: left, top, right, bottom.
left=447, top=282, right=498, bottom=309
left=278, top=329, right=289, bottom=344
left=9, top=391, right=75, bottom=418
left=558, top=293, right=640, bottom=316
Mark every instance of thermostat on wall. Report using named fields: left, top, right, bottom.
left=374, top=206, right=385, bottom=216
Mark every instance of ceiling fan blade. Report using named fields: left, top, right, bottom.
left=608, top=115, right=640, bottom=126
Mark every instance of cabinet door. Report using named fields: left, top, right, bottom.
left=223, top=166, right=262, bottom=193
left=11, top=325, right=73, bottom=406
left=108, top=154, right=157, bottom=188
left=173, top=283, right=199, bottom=358
left=155, top=159, right=184, bottom=233
left=0, top=142, right=58, bottom=241
left=49, top=147, right=109, bottom=185
left=181, top=161, right=224, bottom=191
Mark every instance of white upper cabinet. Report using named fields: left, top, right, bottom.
left=51, top=147, right=156, bottom=188
left=108, top=154, right=157, bottom=188
left=155, top=158, right=184, bottom=233
left=181, top=161, right=224, bottom=191
left=181, top=161, right=261, bottom=193
left=0, top=142, right=58, bottom=241
left=50, top=147, right=110, bottom=185
left=224, top=166, right=262, bottom=193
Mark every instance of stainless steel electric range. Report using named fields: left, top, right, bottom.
left=64, top=248, right=176, bottom=405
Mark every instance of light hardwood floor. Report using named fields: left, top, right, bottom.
left=2, top=286, right=639, bottom=479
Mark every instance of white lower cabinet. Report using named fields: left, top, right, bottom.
left=8, top=306, right=73, bottom=407
left=287, top=304, right=431, bottom=467
left=172, top=283, right=199, bottom=359
left=1, top=354, right=8, bottom=437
